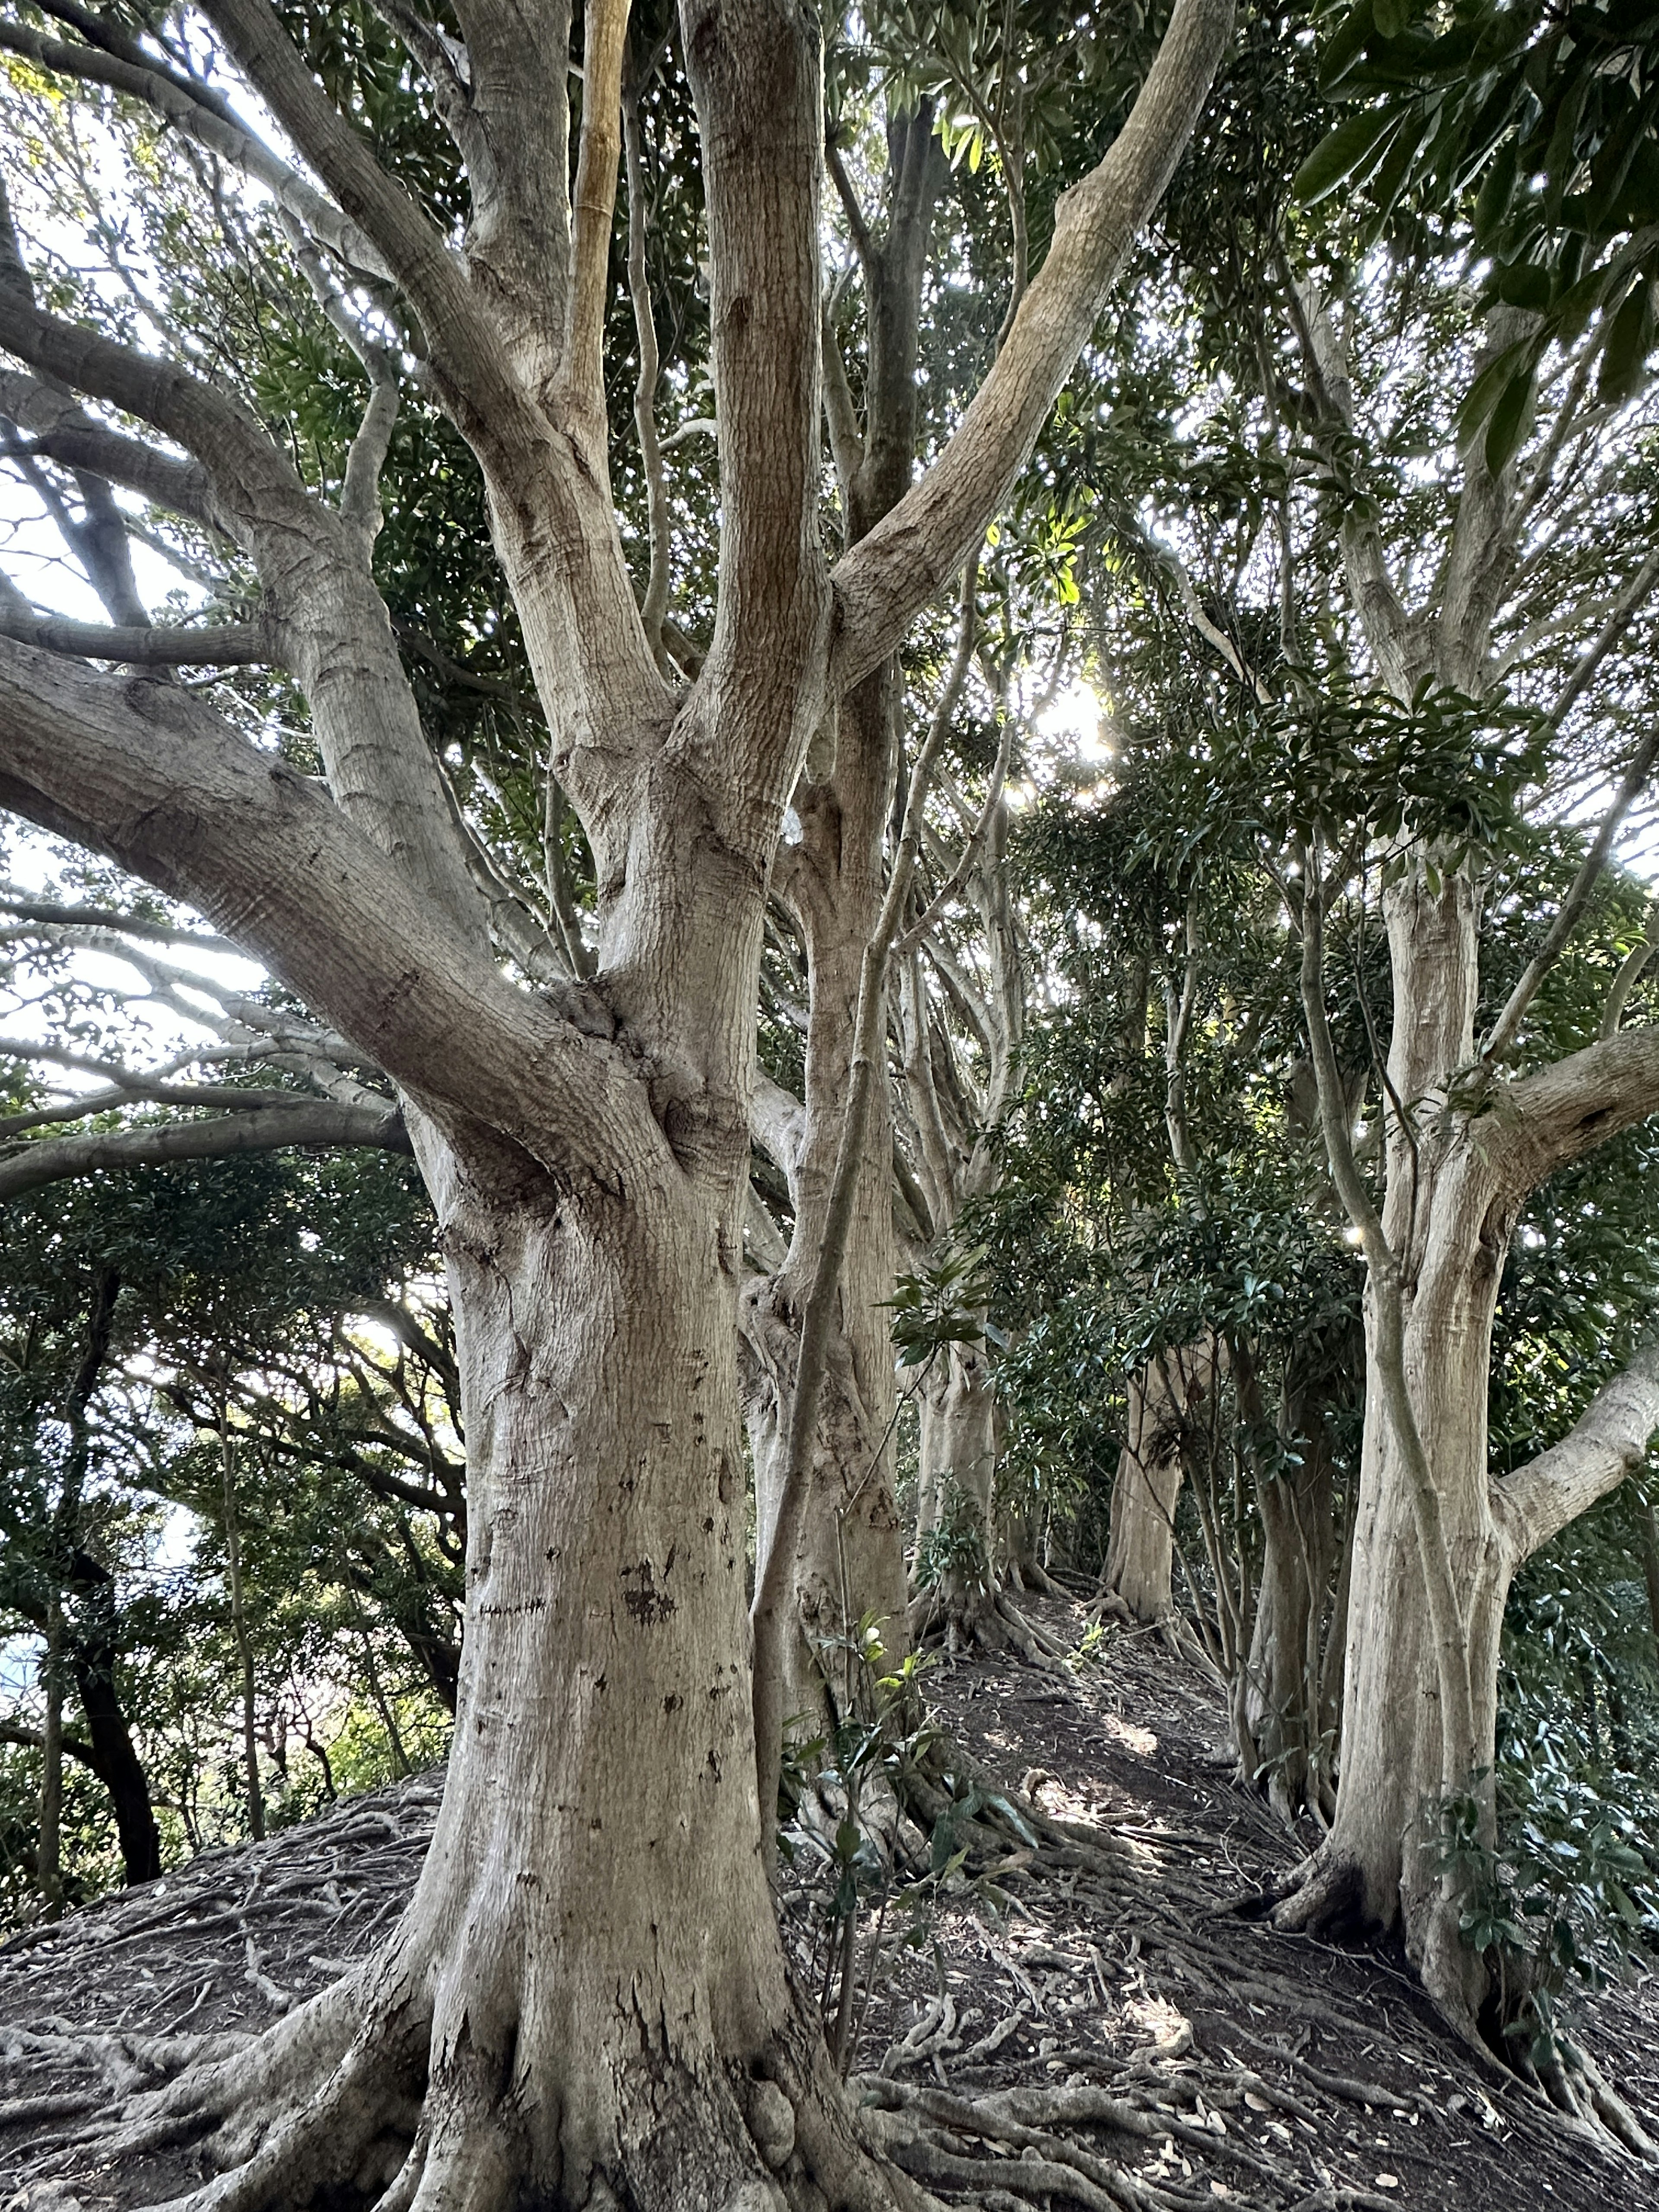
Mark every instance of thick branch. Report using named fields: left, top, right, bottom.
left=1494, top=1330, right=1659, bottom=1564
left=0, top=638, right=652, bottom=1186
left=682, top=0, right=830, bottom=771
left=1486, top=1025, right=1659, bottom=1195
left=195, top=0, right=533, bottom=439
left=0, top=610, right=265, bottom=666
left=0, top=1101, right=410, bottom=1200
left=828, top=0, right=1233, bottom=690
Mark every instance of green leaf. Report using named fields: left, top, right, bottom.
left=1290, top=108, right=1400, bottom=207
left=1597, top=282, right=1654, bottom=407
left=1493, top=261, right=1552, bottom=313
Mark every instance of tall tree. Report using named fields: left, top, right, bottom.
left=0, top=0, right=1233, bottom=2200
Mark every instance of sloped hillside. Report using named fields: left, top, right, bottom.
left=3, top=1599, right=1655, bottom=2212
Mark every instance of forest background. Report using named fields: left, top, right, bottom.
left=0, top=0, right=1658, bottom=2196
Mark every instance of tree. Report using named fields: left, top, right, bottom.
left=0, top=0, right=1234, bottom=2199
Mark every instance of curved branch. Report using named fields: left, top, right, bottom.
left=828, top=0, right=1234, bottom=691
left=0, top=371, right=216, bottom=528
left=0, top=636, right=652, bottom=1187
left=0, top=1100, right=411, bottom=1200
left=1493, top=1328, right=1659, bottom=1566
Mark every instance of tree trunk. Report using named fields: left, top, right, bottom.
left=65, top=1576, right=164, bottom=1886
left=125, top=1140, right=903, bottom=2207
left=742, top=813, right=910, bottom=1736
left=1100, top=1353, right=1204, bottom=1622
left=914, top=1337, right=997, bottom=1589
left=1237, top=1380, right=1341, bottom=1821
left=1278, top=871, right=1506, bottom=2025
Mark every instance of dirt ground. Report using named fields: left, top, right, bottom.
left=1, top=1594, right=1655, bottom=2209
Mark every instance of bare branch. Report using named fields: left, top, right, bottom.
left=826, top=141, right=877, bottom=275
left=1600, top=897, right=1659, bottom=1040
left=0, top=897, right=238, bottom=953
left=0, top=371, right=216, bottom=528
left=1482, top=719, right=1659, bottom=1067
left=1542, top=549, right=1659, bottom=731
left=893, top=711, right=1013, bottom=958
left=827, top=0, right=1234, bottom=692
left=820, top=298, right=864, bottom=509
left=0, top=1099, right=410, bottom=1200
left=0, top=15, right=392, bottom=281
left=0, top=609, right=265, bottom=666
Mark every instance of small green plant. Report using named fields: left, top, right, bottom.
left=885, top=1247, right=993, bottom=1370
left=913, top=1479, right=992, bottom=1596
left=1429, top=1772, right=1659, bottom=2069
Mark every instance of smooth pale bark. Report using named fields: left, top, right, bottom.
left=1284, top=860, right=1659, bottom=2023
left=1276, top=286, right=1659, bottom=2033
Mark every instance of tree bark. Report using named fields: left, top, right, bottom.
left=1100, top=1353, right=1206, bottom=1623
left=64, top=1561, right=164, bottom=1887
left=1280, top=859, right=1659, bottom=2033
left=1237, top=1373, right=1342, bottom=1821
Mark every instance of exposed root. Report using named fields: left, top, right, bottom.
left=1257, top=1849, right=1362, bottom=1938
left=852, top=2075, right=1278, bottom=2212
left=908, top=1581, right=1071, bottom=1672
left=1536, top=2034, right=1658, bottom=2159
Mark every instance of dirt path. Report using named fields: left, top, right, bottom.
left=1, top=1595, right=1654, bottom=2209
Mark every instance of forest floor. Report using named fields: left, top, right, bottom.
left=0, top=1593, right=1656, bottom=2209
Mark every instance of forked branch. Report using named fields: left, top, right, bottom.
left=828, top=0, right=1234, bottom=690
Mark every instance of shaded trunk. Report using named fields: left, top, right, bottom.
left=1101, top=1351, right=1211, bottom=1622
left=914, top=1336, right=997, bottom=1594
left=1237, top=1378, right=1343, bottom=1821
left=743, top=778, right=910, bottom=1731
left=65, top=1569, right=163, bottom=1886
